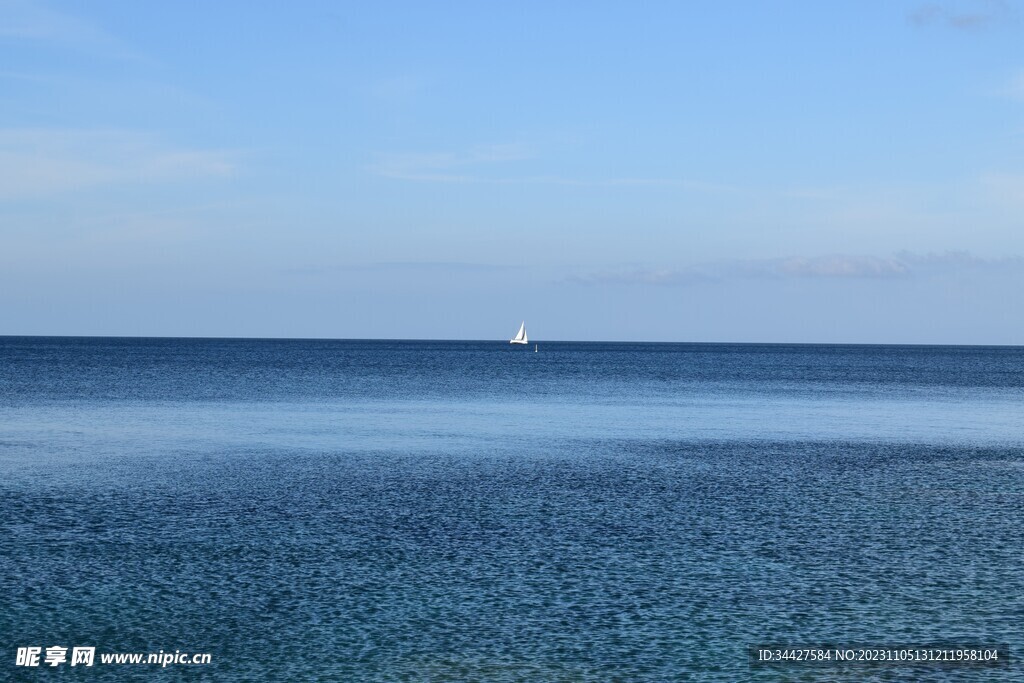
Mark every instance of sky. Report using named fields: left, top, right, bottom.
left=1, top=0, right=1023, bottom=343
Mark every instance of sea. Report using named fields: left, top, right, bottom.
left=1, top=337, right=1022, bottom=681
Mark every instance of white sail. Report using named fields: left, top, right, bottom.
left=510, top=321, right=528, bottom=344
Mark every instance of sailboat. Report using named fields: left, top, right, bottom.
left=509, top=321, right=528, bottom=345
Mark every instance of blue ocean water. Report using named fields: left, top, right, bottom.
left=1, top=337, right=1022, bottom=681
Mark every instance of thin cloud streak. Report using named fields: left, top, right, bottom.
left=371, top=146, right=739, bottom=193
left=0, top=0, right=146, bottom=62
left=0, top=0, right=102, bottom=41
left=896, top=250, right=1024, bottom=268
left=997, top=69, right=1024, bottom=101
left=0, top=128, right=235, bottom=199
left=569, top=268, right=717, bottom=287
left=772, top=255, right=909, bottom=278
left=572, top=251, right=1023, bottom=286
left=370, top=144, right=534, bottom=182
left=287, top=261, right=522, bottom=276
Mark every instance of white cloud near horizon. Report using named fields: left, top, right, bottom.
left=572, top=251, right=1024, bottom=286
left=772, top=255, right=911, bottom=278
left=0, top=128, right=234, bottom=199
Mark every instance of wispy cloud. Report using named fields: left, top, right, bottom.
left=371, top=144, right=534, bottom=182
left=1, top=0, right=98, bottom=40
left=896, top=249, right=1024, bottom=268
left=0, top=129, right=234, bottom=199
left=771, top=255, right=910, bottom=278
left=368, top=75, right=433, bottom=103
left=0, top=0, right=142, bottom=60
left=290, top=261, right=521, bottom=276
left=908, top=1, right=1015, bottom=30
left=989, top=69, right=1024, bottom=104
left=978, top=172, right=1024, bottom=207
left=572, top=251, right=1022, bottom=287
left=371, top=144, right=738, bottom=192
left=569, top=267, right=717, bottom=287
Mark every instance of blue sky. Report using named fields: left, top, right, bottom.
left=2, top=0, right=1023, bottom=343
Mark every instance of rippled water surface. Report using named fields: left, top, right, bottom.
left=2, top=338, right=1022, bottom=681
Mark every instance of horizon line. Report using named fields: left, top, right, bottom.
left=0, top=334, right=1021, bottom=349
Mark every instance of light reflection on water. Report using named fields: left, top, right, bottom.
left=3, top=389, right=1021, bottom=465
